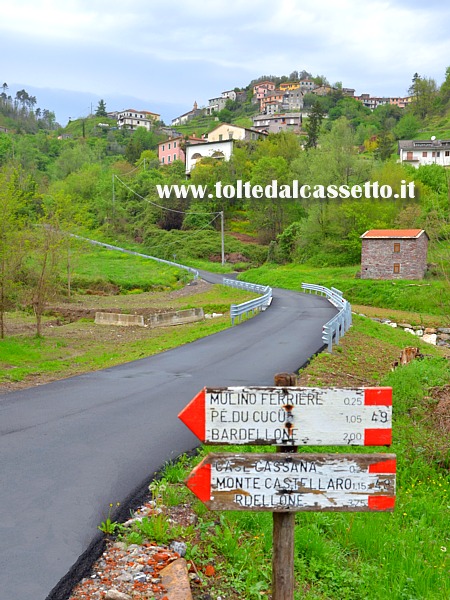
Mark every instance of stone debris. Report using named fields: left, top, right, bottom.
left=423, top=333, right=438, bottom=345
left=160, top=558, right=193, bottom=600
left=69, top=539, right=177, bottom=599
left=68, top=499, right=197, bottom=600
left=356, top=313, right=450, bottom=348
left=170, top=540, right=187, bottom=557
left=374, top=318, right=449, bottom=347
left=105, top=590, right=132, bottom=600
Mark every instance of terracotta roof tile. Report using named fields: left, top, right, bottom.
left=360, top=229, right=426, bottom=239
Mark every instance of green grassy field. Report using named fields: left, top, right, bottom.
left=0, top=246, right=260, bottom=385
left=240, top=263, right=450, bottom=317
left=67, top=245, right=191, bottom=292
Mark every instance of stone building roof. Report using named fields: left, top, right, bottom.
left=360, top=229, right=428, bottom=239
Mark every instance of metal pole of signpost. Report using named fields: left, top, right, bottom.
left=220, top=211, right=225, bottom=266
left=272, top=373, right=297, bottom=600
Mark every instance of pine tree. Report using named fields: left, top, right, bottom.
left=95, top=99, right=107, bottom=117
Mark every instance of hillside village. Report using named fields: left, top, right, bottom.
left=100, top=73, right=448, bottom=172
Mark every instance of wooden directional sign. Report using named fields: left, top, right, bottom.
left=186, top=452, right=396, bottom=512
left=178, top=387, right=392, bottom=446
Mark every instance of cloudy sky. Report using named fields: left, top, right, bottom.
left=1, top=0, right=449, bottom=126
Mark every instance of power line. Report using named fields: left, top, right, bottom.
left=114, top=175, right=221, bottom=216
left=145, top=213, right=222, bottom=257
left=112, top=175, right=225, bottom=265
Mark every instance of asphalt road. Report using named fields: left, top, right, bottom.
left=0, top=280, right=336, bottom=600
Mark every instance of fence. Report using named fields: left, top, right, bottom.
left=301, top=284, right=352, bottom=352
left=223, top=278, right=273, bottom=325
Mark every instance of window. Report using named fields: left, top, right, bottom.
left=161, top=157, right=164, bottom=164
left=432, top=151, right=436, bottom=157
left=422, top=151, right=427, bottom=157
left=162, top=145, right=165, bottom=151
left=437, top=151, right=441, bottom=157
left=168, top=156, right=171, bottom=162
left=218, top=134, right=223, bottom=141
left=393, top=263, right=400, bottom=274
left=394, top=243, right=400, bottom=253
left=174, top=154, right=176, bottom=161
left=168, top=143, right=171, bottom=150
left=229, top=132, right=233, bottom=139
left=446, top=151, right=450, bottom=157
left=174, top=141, right=177, bottom=148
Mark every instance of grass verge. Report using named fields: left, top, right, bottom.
left=240, top=263, right=450, bottom=318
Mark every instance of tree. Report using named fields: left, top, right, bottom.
left=439, top=66, right=450, bottom=108
left=393, top=113, right=420, bottom=140
left=409, top=73, right=438, bottom=119
left=124, top=128, right=162, bottom=163
left=249, top=156, right=294, bottom=242
left=217, top=108, right=233, bottom=123
left=312, top=75, right=329, bottom=87
left=95, top=99, right=107, bottom=117
left=0, top=167, right=30, bottom=337
left=375, top=129, right=395, bottom=161
left=28, top=221, right=64, bottom=337
left=305, top=101, right=325, bottom=149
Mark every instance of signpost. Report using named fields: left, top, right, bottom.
left=186, top=452, right=396, bottom=512
left=179, top=386, right=392, bottom=446
left=178, top=384, right=396, bottom=600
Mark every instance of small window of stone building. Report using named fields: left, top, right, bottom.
left=394, top=243, right=400, bottom=253
left=393, top=263, right=400, bottom=274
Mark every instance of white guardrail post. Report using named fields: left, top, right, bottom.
left=301, top=283, right=352, bottom=352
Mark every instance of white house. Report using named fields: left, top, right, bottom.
left=185, top=140, right=233, bottom=174
left=221, top=90, right=237, bottom=101
left=398, top=139, right=450, bottom=168
left=252, top=113, right=303, bottom=133
left=117, top=109, right=160, bottom=131
left=207, top=123, right=266, bottom=142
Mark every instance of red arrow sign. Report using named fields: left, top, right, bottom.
left=179, top=388, right=206, bottom=441
left=178, top=387, right=392, bottom=446
left=186, top=453, right=396, bottom=512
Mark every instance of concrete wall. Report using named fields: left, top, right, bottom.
left=95, top=313, right=145, bottom=326
left=95, top=308, right=204, bottom=328
left=148, top=308, right=204, bottom=328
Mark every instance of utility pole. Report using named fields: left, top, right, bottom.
left=112, top=174, right=115, bottom=223
left=220, top=211, right=225, bottom=266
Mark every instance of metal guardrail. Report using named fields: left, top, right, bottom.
left=301, top=283, right=352, bottom=352
left=223, top=278, right=273, bottom=325
left=68, top=234, right=199, bottom=279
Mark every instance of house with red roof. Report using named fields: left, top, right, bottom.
left=360, top=229, right=429, bottom=279
left=117, top=109, right=160, bottom=131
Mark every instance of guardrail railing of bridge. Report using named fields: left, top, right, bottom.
left=301, top=283, right=352, bottom=352
left=223, top=278, right=273, bottom=325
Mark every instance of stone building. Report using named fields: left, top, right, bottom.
left=360, top=229, right=429, bottom=280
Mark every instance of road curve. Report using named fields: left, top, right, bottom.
left=0, top=281, right=336, bottom=599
